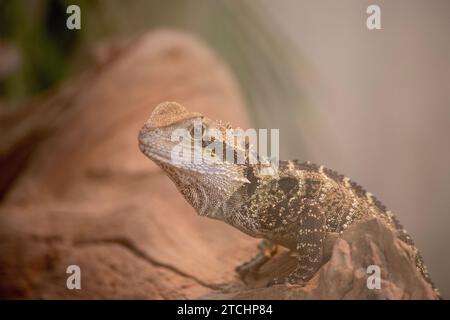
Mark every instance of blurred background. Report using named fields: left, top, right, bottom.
left=0, top=0, right=449, bottom=296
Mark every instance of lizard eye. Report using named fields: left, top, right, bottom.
left=189, top=123, right=207, bottom=140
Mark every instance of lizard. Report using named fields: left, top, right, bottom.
left=138, top=101, right=439, bottom=295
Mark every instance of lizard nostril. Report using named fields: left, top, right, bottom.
left=138, top=128, right=149, bottom=144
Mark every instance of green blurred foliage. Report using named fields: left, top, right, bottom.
left=0, top=0, right=83, bottom=102
left=0, top=0, right=310, bottom=157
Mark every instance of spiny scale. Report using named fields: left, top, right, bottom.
left=138, top=102, right=439, bottom=296
left=266, top=160, right=435, bottom=290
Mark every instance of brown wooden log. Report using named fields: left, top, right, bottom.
left=0, top=30, right=256, bottom=299
left=0, top=30, right=438, bottom=299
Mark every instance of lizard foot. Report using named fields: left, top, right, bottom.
left=236, top=240, right=278, bottom=283
left=235, top=262, right=258, bottom=282
left=266, top=275, right=307, bottom=287
left=266, top=268, right=312, bottom=287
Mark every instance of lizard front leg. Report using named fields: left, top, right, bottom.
left=269, top=203, right=326, bottom=285
left=236, top=240, right=278, bottom=282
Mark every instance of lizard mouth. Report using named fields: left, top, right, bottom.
left=138, top=129, right=173, bottom=162
left=138, top=139, right=173, bottom=163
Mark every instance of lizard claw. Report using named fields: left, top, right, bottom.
left=266, top=277, right=281, bottom=287
left=266, top=275, right=306, bottom=287
left=266, top=276, right=293, bottom=287
left=235, top=263, right=249, bottom=277
left=235, top=262, right=258, bottom=283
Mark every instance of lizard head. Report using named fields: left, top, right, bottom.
left=138, top=101, right=252, bottom=219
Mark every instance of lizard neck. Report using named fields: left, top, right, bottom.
left=154, top=159, right=249, bottom=219
left=219, top=164, right=281, bottom=238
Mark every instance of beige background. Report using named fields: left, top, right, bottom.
left=1, top=0, right=448, bottom=298
left=262, top=0, right=450, bottom=296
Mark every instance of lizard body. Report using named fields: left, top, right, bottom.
left=138, top=101, right=438, bottom=294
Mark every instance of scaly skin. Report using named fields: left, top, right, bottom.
left=138, top=101, right=438, bottom=294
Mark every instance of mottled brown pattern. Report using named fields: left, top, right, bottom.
left=139, top=102, right=438, bottom=294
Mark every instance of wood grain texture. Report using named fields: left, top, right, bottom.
left=0, top=30, right=439, bottom=299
